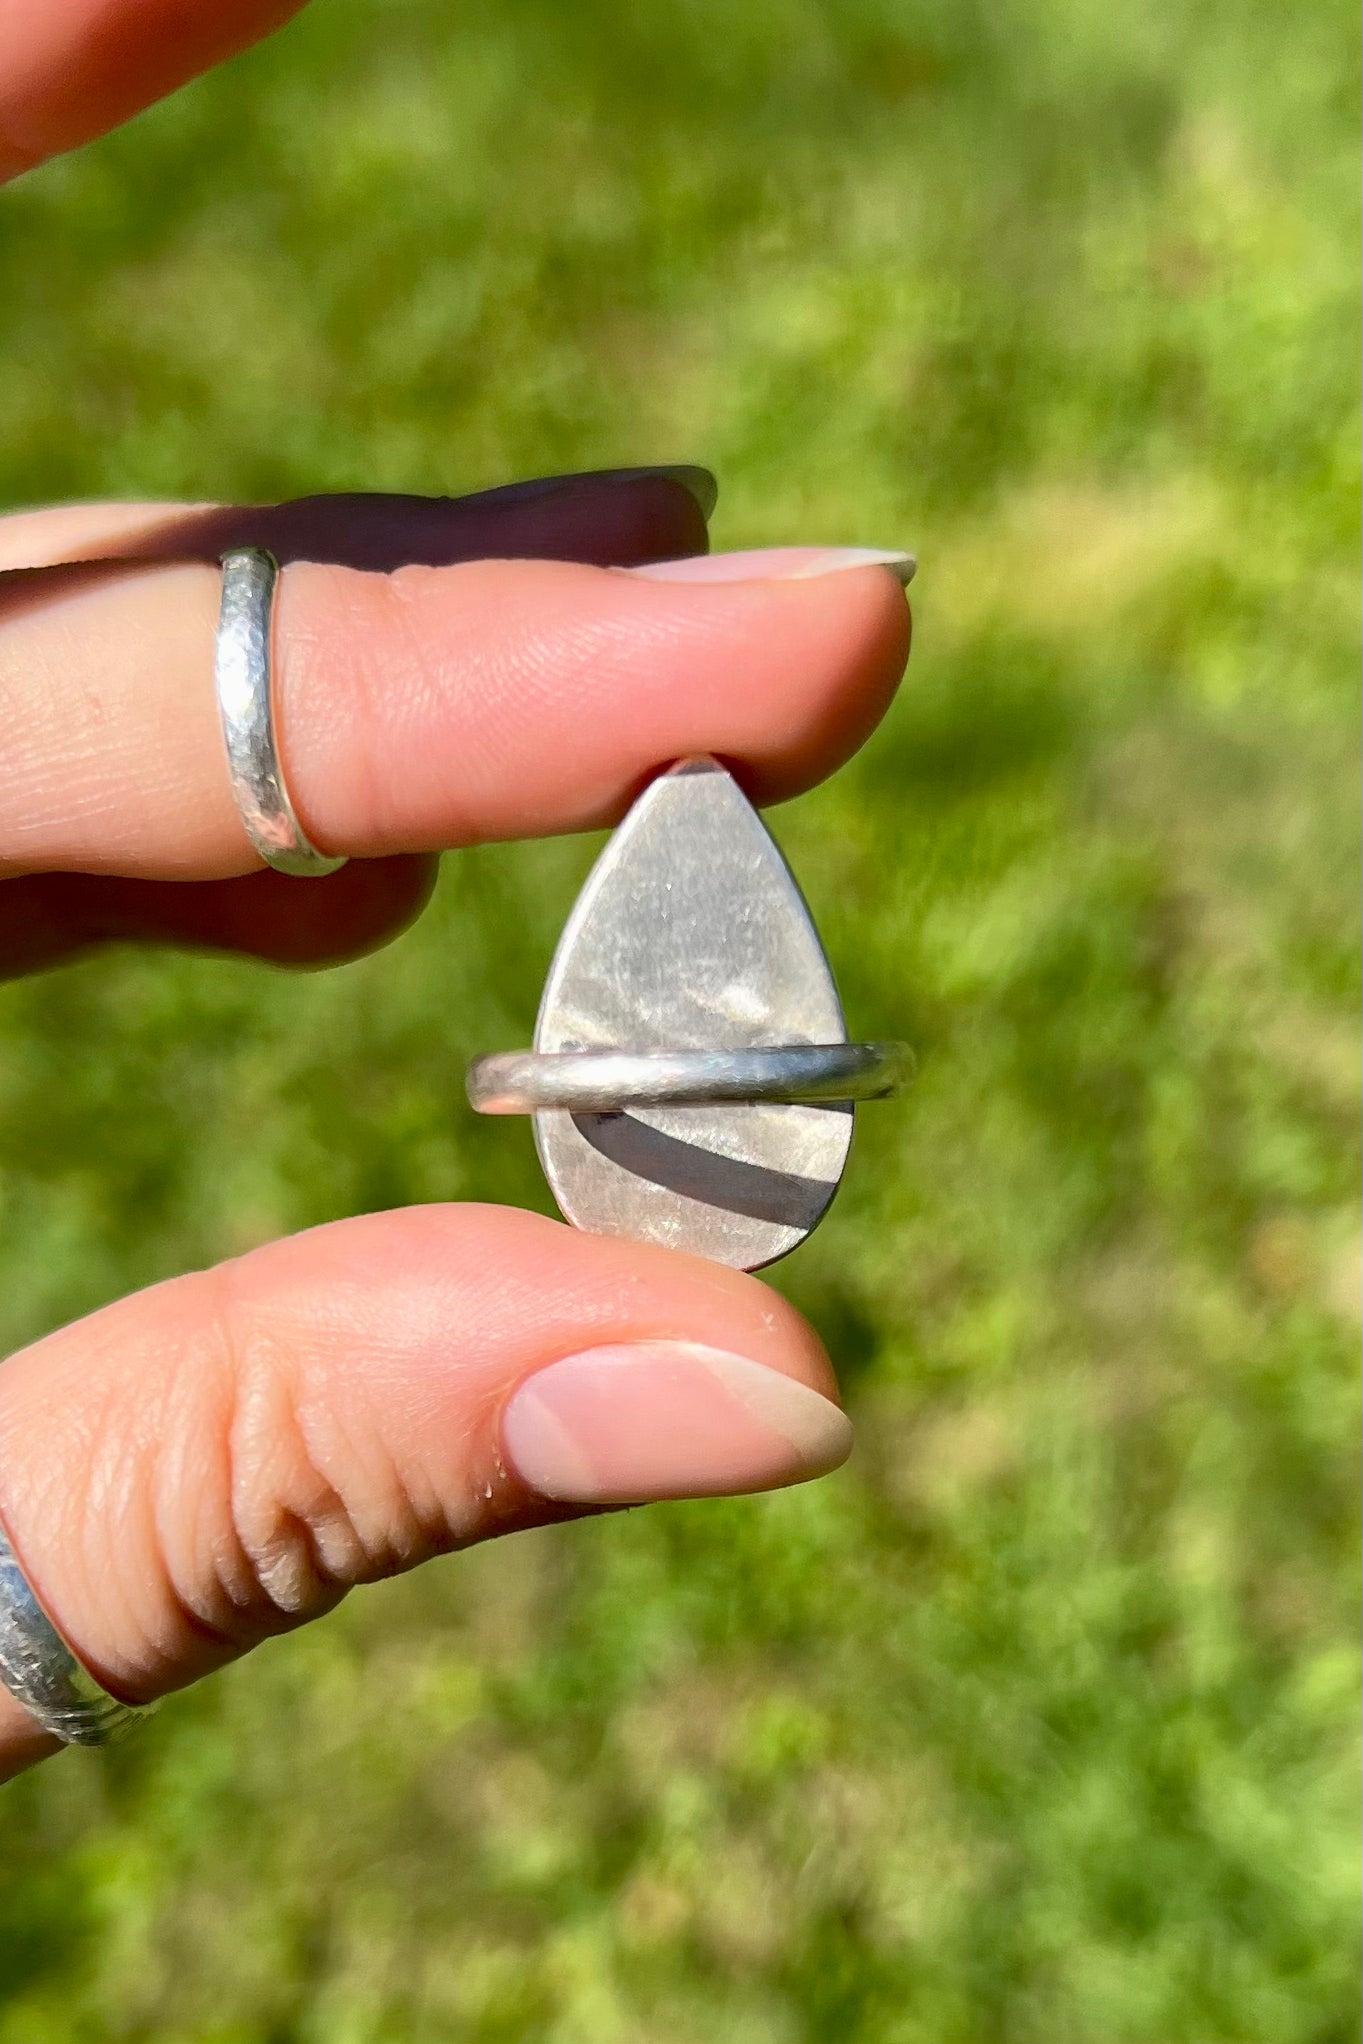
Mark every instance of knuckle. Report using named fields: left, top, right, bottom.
left=205, top=1269, right=432, bottom=1641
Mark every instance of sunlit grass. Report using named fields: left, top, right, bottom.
left=0, top=1, right=1357, bottom=2038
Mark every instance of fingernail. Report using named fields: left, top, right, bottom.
left=467, top=466, right=718, bottom=517
left=501, top=1341, right=853, bottom=1506
left=627, top=545, right=915, bottom=587
left=618, top=465, right=719, bottom=518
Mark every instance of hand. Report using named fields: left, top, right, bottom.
left=0, top=1, right=912, bottom=1780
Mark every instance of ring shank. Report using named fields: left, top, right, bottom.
left=215, top=549, right=348, bottom=879
left=466, top=1042, right=910, bottom=1115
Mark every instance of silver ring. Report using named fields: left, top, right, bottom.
left=215, top=548, right=348, bottom=878
left=0, top=1515, right=153, bottom=1746
left=466, top=1042, right=911, bottom=1115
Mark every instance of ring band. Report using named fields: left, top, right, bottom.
left=215, top=548, right=348, bottom=878
left=0, top=1517, right=152, bottom=1745
left=466, top=1042, right=911, bottom=1115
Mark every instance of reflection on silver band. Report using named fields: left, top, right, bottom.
left=0, top=1518, right=152, bottom=1746
left=215, top=548, right=348, bottom=878
left=466, top=1042, right=911, bottom=1115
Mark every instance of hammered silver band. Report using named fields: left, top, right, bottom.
left=0, top=1516, right=152, bottom=1746
left=215, top=548, right=348, bottom=878
left=466, top=1042, right=911, bottom=1115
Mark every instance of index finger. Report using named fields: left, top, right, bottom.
left=0, top=544, right=913, bottom=879
left=0, top=0, right=309, bottom=181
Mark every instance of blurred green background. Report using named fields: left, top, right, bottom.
left=0, top=0, right=1358, bottom=2037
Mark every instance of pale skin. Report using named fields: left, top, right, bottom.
left=0, top=1, right=913, bottom=1781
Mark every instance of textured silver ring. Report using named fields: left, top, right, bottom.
left=466, top=1042, right=911, bottom=1115
left=0, top=1515, right=152, bottom=1745
left=215, top=548, right=348, bottom=878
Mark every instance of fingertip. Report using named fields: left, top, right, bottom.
left=727, top=563, right=913, bottom=805
left=599, top=557, right=912, bottom=805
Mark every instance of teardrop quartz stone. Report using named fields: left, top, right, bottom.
left=533, top=757, right=853, bottom=1269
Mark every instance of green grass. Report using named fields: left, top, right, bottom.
left=0, top=1, right=1358, bottom=2037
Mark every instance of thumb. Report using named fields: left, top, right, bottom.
left=0, top=1204, right=849, bottom=1775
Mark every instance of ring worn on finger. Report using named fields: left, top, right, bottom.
left=0, top=1517, right=152, bottom=1745
left=215, top=548, right=348, bottom=877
